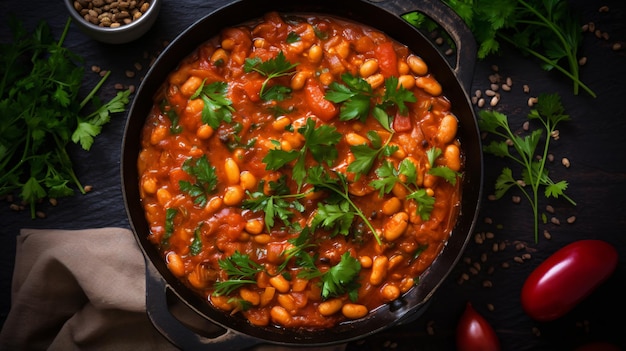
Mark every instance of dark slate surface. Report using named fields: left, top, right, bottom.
left=1, top=0, right=625, bottom=350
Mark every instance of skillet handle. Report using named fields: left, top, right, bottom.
left=144, top=258, right=261, bottom=350
left=367, top=0, right=476, bottom=93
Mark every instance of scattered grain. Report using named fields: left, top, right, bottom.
left=613, top=43, right=622, bottom=51
left=426, top=320, right=435, bottom=335
left=49, top=198, right=58, bottom=206
left=501, top=262, right=510, bottom=269
left=547, top=153, right=555, bottom=162
left=523, top=84, right=530, bottom=93
left=567, top=216, right=577, bottom=224
left=512, top=196, right=521, bottom=204
left=84, top=185, right=94, bottom=193
left=487, top=194, right=497, bottom=201
left=532, top=327, right=541, bottom=337
left=501, top=84, right=511, bottom=92
left=485, top=89, right=497, bottom=97
left=490, top=95, right=500, bottom=107
left=469, top=267, right=479, bottom=275
left=482, top=280, right=493, bottom=288
left=486, top=303, right=495, bottom=312
left=477, top=98, right=485, bottom=108
left=543, top=230, right=552, bottom=240
left=487, top=266, right=495, bottom=275
left=125, top=70, right=135, bottom=78
left=588, top=22, right=595, bottom=32
left=492, top=243, right=499, bottom=253
left=578, top=56, right=587, bottom=66
left=445, top=48, right=453, bottom=56
left=594, top=30, right=602, bottom=39
left=513, top=256, right=524, bottom=264
left=475, top=233, right=484, bottom=244
left=599, top=5, right=609, bottom=12
left=521, top=253, right=531, bottom=260
left=522, top=121, right=530, bottom=131
left=36, top=211, right=46, bottom=219
left=484, top=217, right=493, bottom=225
left=528, top=96, right=538, bottom=107
left=551, top=217, right=561, bottom=225
left=561, top=157, right=571, bottom=168
left=480, top=253, right=488, bottom=263
left=490, top=83, right=499, bottom=91
left=485, top=232, right=495, bottom=240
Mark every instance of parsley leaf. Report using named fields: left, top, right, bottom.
left=179, top=155, right=218, bottom=207
left=370, top=158, right=436, bottom=221
left=243, top=177, right=307, bottom=232
left=213, top=251, right=263, bottom=296
left=325, top=73, right=416, bottom=129
left=426, top=147, right=460, bottom=185
left=244, top=51, right=298, bottom=101
left=190, top=80, right=234, bottom=129
left=319, top=252, right=361, bottom=301
left=189, top=225, right=203, bottom=256
left=347, top=130, right=398, bottom=177
left=263, top=118, right=341, bottom=189
left=306, top=166, right=382, bottom=245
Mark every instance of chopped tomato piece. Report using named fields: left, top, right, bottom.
left=393, top=112, right=412, bottom=132
left=374, top=42, right=398, bottom=78
left=304, top=78, right=338, bottom=121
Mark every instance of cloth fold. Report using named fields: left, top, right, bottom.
left=0, top=227, right=177, bottom=351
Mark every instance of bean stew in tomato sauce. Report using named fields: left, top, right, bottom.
left=138, top=12, right=463, bottom=330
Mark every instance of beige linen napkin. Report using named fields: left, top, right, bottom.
left=0, top=227, right=177, bottom=351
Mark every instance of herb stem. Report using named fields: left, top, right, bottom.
left=80, top=70, right=111, bottom=110
left=317, top=176, right=382, bottom=246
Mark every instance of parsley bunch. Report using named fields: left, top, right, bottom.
left=479, top=93, right=575, bottom=242
left=405, top=0, right=594, bottom=97
left=0, top=17, right=131, bottom=218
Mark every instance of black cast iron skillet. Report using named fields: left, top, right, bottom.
left=121, top=0, right=483, bottom=349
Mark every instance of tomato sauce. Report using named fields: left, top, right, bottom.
left=138, top=12, right=463, bottom=330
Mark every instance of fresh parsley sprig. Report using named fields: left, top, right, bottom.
left=416, top=0, right=594, bottom=97
left=179, top=155, right=218, bottom=207
left=479, top=93, right=575, bottom=242
left=213, top=251, right=264, bottom=296
left=190, top=80, right=234, bottom=129
left=326, top=73, right=416, bottom=125
left=306, top=166, right=383, bottom=245
left=426, top=148, right=460, bottom=185
left=319, top=252, right=361, bottom=301
left=242, top=176, right=307, bottom=232
left=263, top=117, right=341, bottom=189
left=370, top=159, right=435, bottom=221
left=244, top=51, right=299, bottom=101
left=347, top=130, right=399, bottom=177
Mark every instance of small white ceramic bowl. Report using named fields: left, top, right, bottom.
left=64, top=0, right=161, bottom=44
